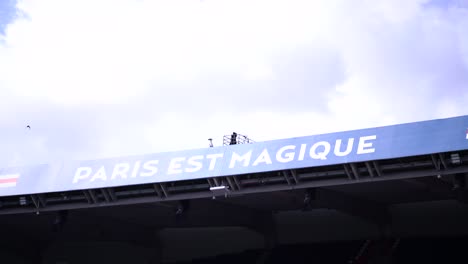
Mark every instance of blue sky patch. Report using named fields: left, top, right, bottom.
left=424, top=0, right=468, bottom=9
left=0, top=0, right=17, bottom=35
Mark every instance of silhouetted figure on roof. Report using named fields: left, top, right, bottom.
left=230, top=132, right=237, bottom=145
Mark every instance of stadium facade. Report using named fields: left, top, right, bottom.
left=1, top=115, right=468, bottom=263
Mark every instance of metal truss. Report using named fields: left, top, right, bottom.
left=223, top=133, right=254, bottom=146
left=1, top=150, right=468, bottom=215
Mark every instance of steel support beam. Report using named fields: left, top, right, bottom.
left=365, top=162, right=375, bottom=178
left=431, top=154, right=441, bottom=170
left=160, top=183, right=169, bottom=198
left=290, top=169, right=299, bottom=184
left=88, top=190, right=99, bottom=204
left=213, top=177, right=220, bottom=186
left=350, top=163, right=361, bottom=180
left=344, top=164, right=353, bottom=180
left=38, top=194, right=47, bottom=207
left=2, top=164, right=468, bottom=215
left=439, top=153, right=448, bottom=169
left=30, top=195, right=40, bottom=209
left=153, top=184, right=163, bottom=198
left=101, top=189, right=111, bottom=203
left=108, top=188, right=117, bottom=202
left=206, top=178, right=214, bottom=188
left=373, top=161, right=382, bottom=177
left=226, top=176, right=236, bottom=190
left=232, top=176, right=242, bottom=190
left=83, top=190, right=92, bottom=204
left=282, top=171, right=292, bottom=185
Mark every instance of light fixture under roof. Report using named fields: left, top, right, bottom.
left=451, top=153, right=461, bottom=164
left=209, top=185, right=230, bottom=198
left=19, top=196, right=27, bottom=206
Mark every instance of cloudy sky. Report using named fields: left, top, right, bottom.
left=0, top=0, right=467, bottom=167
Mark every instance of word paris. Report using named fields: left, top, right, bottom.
left=73, top=135, right=376, bottom=184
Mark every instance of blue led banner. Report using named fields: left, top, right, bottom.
left=1, top=115, right=468, bottom=197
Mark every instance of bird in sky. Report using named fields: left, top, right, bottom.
left=26, top=125, right=31, bottom=129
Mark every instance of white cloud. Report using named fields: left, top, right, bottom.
left=0, top=0, right=467, bottom=167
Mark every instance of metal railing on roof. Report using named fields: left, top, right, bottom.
left=223, top=132, right=254, bottom=146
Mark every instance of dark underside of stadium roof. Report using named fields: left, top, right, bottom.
left=2, top=151, right=468, bottom=264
